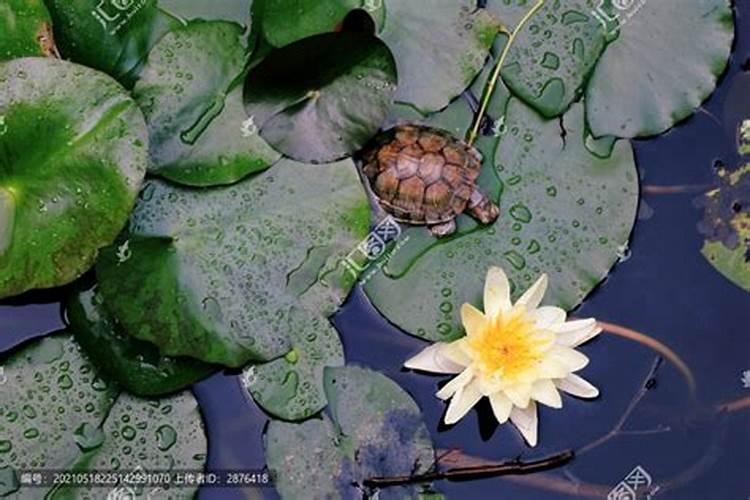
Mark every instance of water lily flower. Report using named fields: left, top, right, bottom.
left=404, top=267, right=601, bottom=446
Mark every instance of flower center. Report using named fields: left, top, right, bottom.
left=468, top=309, right=548, bottom=382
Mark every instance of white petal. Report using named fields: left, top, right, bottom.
left=440, top=340, right=473, bottom=367
left=551, top=347, right=590, bottom=372
left=538, top=358, right=570, bottom=379
left=557, top=318, right=597, bottom=333
left=436, top=367, right=474, bottom=400
left=484, top=267, right=511, bottom=317
left=503, top=383, right=532, bottom=408
left=404, top=343, right=466, bottom=374
left=444, top=381, right=483, bottom=425
left=530, top=379, right=562, bottom=408
left=531, top=306, right=566, bottom=330
left=489, top=392, right=512, bottom=423
left=461, top=303, right=486, bottom=338
left=555, top=373, right=599, bottom=399
left=556, top=321, right=602, bottom=347
left=510, top=402, right=539, bottom=447
left=515, top=274, right=548, bottom=310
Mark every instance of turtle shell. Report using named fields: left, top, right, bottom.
left=360, top=125, right=483, bottom=225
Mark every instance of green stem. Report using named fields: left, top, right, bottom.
left=466, top=0, right=546, bottom=146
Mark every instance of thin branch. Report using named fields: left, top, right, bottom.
left=466, top=0, right=546, bottom=146
left=577, top=357, right=663, bottom=456
left=641, top=184, right=710, bottom=195
left=363, top=450, right=573, bottom=488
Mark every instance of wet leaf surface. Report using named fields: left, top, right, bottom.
left=134, top=20, right=279, bottom=186
left=0, top=333, right=206, bottom=499
left=45, top=0, right=182, bottom=85
left=244, top=31, right=397, bottom=163
left=0, top=58, right=147, bottom=299
left=265, top=366, right=434, bottom=499
left=242, top=308, right=344, bottom=421
left=0, top=0, right=55, bottom=60
left=585, top=0, right=734, bottom=138
left=66, top=285, right=217, bottom=397
left=496, top=0, right=607, bottom=118
left=365, top=100, right=638, bottom=341
left=96, top=159, right=369, bottom=368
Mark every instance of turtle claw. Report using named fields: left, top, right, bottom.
left=430, top=220, right=457, bottom=237
left=468, top=189, right=500, bottom=225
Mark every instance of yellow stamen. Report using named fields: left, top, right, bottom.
left=467, top=309, right=549, bottom=383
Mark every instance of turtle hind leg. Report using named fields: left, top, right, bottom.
left=467, top=188, right=500, bottom=225
left=429, top=219, right=457, bottom=237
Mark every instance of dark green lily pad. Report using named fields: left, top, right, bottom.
left=365, top=100, right=638, bottom=341
left=585, top=0, right=734, bottom=138
left=66, top=284, right=217, bottom=397
left=96, top=159, right=370, bottom=368
left=265, top=366, right=435, bottom=499
left=698, top=164, right=750, bottom=291
left=0, top=332, right=206, bottom=499
left=0, top=57, right=147, bottom=299
left=134, top=20, right=279, bottom=186
left=242, top=308, right=344, bottom=421
left=494, top=0, right=607, bottom=118
left=0, top=0, right=56, bottom=60
left=243, top=31, right=397, bottom=163
left=44, top=0, right=182, bottom=85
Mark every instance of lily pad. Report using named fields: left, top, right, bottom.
left=257, top=0, right=373, bottom=48
left=495, top=0, right=607, bottom=118
left=66, top=284, right=217, bottom=397
left=134, top=20, right=279, bottom=186
left=242, top=308, right=344, bottom=420
left=96, top=158, right=370, bottom=368
left=0, top=332, right=206, bottom=499
left=243, top=31, right=397, bottom=163
left=252, top=0, right=498, bottom=113
left=265, top=366, right=435, bottom=499
left=0, top=57, right=147, bottom=299
left=380, top=0, right=499, bottom=112
left=365, top=100, right=638, bottom=342
left=0, top=0, right=56, bottom=60
left=159, top=0, right=252, bottom=27
left=698, top=163, right=750, bottom=291
left=585, top=0, right=734, bottom=138
left=45, top=0, right=182, bottom=85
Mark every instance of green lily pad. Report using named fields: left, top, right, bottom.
left=698, top=164, right=750, bottom=291
left=243, top=31, right=397, bottom=163
left=134, top=20, right=279, bottom=186
left=0, top=0, right=56, bottom=60
left=96, top=158, right=370, bottom=368
left=365, top=100, right=638, bottom=341
left=265, top=366, right=435, bottom=499
left=380, top=0, right=499, bottom=113
left=66, top=284, right=217, bottom=397
left=44, top=0, right=182, bottom=85
left=585, top=0, right=734, bottom=138
left=159, top=0, right=252, bottom=27
left=242, top=308, right=344, bottom=421
left=252, top=0, right=498, bottom=113
left=0, top=57, right=147, bottom=299
left=485, top=0, right=539, bottom=30
left=494, top=0, right=607, bottom=118
left=257, top=0, right=374, bottom=48
left=0, top=332, right=206, bottom=499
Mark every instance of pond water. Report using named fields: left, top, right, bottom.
left=1, top=5, right=749, bottom=500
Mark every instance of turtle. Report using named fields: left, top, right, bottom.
left=359, top=124, right=500, bottom=237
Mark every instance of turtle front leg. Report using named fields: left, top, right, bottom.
left=429, top=219, right=457, bottom=237
left=467, top=188, right=500, bottom=225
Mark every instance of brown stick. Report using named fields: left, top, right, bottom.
left=363, top=450, right=574, bottom=488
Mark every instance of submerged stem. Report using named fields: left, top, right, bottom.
left=466, top=0, right=546, bottom=146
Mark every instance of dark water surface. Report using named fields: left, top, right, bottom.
left=2, top=6, right=750, bottom=500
